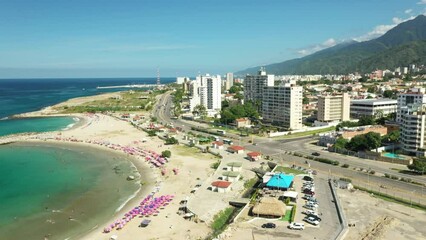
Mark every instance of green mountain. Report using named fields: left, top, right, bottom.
left=237, top=15, right=426, bottom=75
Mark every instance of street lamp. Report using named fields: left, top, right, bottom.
left=410, top=190, right=416, bottom=216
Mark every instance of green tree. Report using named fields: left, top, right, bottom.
left=367, top=86, right=376, bottom=93
left=346, top=132, right=381, bottom=151
left=408, top=158, right=426, bottom=173
left=243, top=102, right=259, bottom=119
left=229, top=83, right=243, bottom=93
left=383, top=90, right=396, bottom=99
left=161, top=150, right=171, bottom=158
left=381, top=130, right=400, bottom=144
left=193, top=104, right=207, bottom=119
left=358, top=116, right=375, bottom=126
left=365, top=132, right=381, bottom=150
left=334, top=137, right=348, bottom=149
left=303, top=96, right=309, bottom=104
left=219, top=109, right=236, bottom=125
left=165, top=137, right=179, bottom=145
left=147, top=130, right=157, bottom=137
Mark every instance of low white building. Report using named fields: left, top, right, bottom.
left=350, top=98, right=397, bottom=118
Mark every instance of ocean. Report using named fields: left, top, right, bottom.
left=0, top=77, right=174, bottom=119
left=0, top=142, right=141, bottom=240
left=0, top=78, right=172, bottom=239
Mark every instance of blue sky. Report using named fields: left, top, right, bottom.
left=0, top=0, right=425, bottom=78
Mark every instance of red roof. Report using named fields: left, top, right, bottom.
left=247, top=152, right=261, bottom=157
left=229, top=145, right=244, bottom=151
left=212, top=181, right=232, bottom=188
left=236, top=118, right=248, bottom=122
left=213, top=141, right=224, bottom=146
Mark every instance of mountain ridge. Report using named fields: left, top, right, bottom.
left=237, top=15, right=426, bottom=75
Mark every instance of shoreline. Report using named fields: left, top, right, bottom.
left=1, top=91, right=213, bottom=240
left=0, top=123, right=161, bottom=240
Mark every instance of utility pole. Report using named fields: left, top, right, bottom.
left=157, top=68, right=161, bottom=86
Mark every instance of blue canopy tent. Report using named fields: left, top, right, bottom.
left=266, top=173, right=294, bottom=190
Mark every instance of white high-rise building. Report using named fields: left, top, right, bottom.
left=317, top=93, right=350, bottom=122
left=397, top=87, right=426, bottom=123
left=400, top=104, right=426, bottom=156
left=262, top=83, right=303, bottom=130
left=226, top=72, right=234, bottom=90
left=244, top=67, right=274, bottom=104
left=188, top=74, right=221, bottom=116
left=397, top=88, right=426, bottom=156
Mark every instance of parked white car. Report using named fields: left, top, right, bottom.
left=289, top=222, right=305, bottom=230
left=304, top=216, right=320, bottom=225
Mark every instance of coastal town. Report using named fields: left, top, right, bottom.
left=1, top=62, right=426, bottom=240
left=2, top=2, right=426, bottom=240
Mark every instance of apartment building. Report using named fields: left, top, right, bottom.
left=317, top=93, right=350, bottom=122
left=396, top=87, right=426, bottom=123
left=397, top=88, right=426, bottom=156
left=244, top=67, right=274, bottom=104
left=226, top=72, right=234, bottom=91
left=262, top=84, right=303, bottom=130
left=350, top=98, right=397, bottom=118
left=188, top=74, right=222, bottom=115
left=400, top=104, right=426, bottom=156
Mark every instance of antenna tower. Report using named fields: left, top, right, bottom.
left=157, top=68, right=161, bottom=85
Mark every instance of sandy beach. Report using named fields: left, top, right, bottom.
left=1, top=94, right=214, bottom=240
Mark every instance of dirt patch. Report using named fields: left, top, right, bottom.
left=360, top=216, right=396, bottom=240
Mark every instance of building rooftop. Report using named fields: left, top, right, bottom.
left=266, top=173, right=294, bottom=189
left=211, top=181, right=232, bottom=188
left=212, top=141, right=224, bottom=146
left=228, top=145, right=244, bottom=151
left=351, top=98, right=397, bottom=105
left=247, top=152, right=262, bottom=157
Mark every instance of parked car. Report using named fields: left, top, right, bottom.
left=303, top=204, right=317, bottom=210
left=261, top=223, right=276, bottom=229
left=304, top=216, right=320, bottom=225
left=303, top=186, right=315, bottom=192
left=305, top=196, right=317, bottom=202
left=307, top=214, right=322, bottom=222
left=302, top=209, right=317, bottom=215
left=303, top=176, right=314, bottom=181
left=312, top=152, right=320, bottom=156
left=303, top=194, right=316, bottom=200
left=303, top=189, right=315, bottom=195
left=307, top=199, right=319, bottom=204
left=288, top=222, right=305, bottom=230
left=306, top=202, right=319, bottom=208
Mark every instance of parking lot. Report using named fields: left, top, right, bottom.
left=226, top=170, right=342, bottom=240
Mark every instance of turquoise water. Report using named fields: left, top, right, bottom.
left=0, top=117, right=76, bottom=136
left=383, top=152, right=405, bottom=159
left=0, top=142, right=140, bottom=240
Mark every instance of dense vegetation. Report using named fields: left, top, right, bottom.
left=218, top=101, right=259, bottom=125
left=237, top=15, right=426, bottom=75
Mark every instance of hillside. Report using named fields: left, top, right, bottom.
left=237, top=15, right=426, bottom=75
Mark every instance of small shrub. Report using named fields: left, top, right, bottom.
left=341, top=163, right=349, bottom=168
left=339, top=177, right=352, bottom=183
left=390, top=175, right=399, bottom=180
left=161, top=150, right=171, bottom=158
left=211, top=160, right=221, bottom=169
left=369, top=170, right=375, bottom=175
left=384, top=173, right=390, bottom=178
left=290, top=205, right=297, bottom=222
left=284, top=198, right=291, bottom=205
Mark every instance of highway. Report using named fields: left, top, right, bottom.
left=152, top=92, right=426, bottom=205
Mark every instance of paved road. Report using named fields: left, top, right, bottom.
left=153, top=92, right=426, bottom=205
left=244, top=137, right=426, bottom=186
